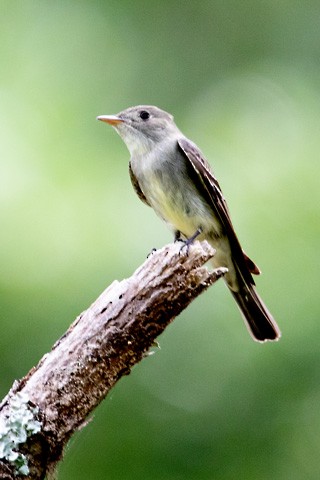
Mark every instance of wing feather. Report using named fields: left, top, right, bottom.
left=129, top=162, right=151, bottom=207
left=177, top=138, right=259, bottom=285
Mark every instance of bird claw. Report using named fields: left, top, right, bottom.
left=179, top=240, right=191, bottom=256
left=178, top=227, right=203, bottom=256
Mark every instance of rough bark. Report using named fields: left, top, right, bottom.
left=0, top=241, right=227, bottom=479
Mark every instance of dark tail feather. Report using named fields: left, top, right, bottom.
left=229, top=279, right=281, bottom=342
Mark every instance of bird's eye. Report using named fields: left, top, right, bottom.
left=139, top=110, right=150, bottom=120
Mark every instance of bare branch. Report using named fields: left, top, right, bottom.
left=0, top=241, right=227, bottom=479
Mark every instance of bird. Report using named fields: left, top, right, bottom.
left=97, top=105, right=281, bottom=342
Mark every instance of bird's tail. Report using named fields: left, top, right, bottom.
left=229, top=277, right=281, bottom=342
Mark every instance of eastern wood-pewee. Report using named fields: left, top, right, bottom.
left=97, top=105, right=280, bottom=342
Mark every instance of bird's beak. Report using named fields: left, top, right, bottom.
left=96, top=115, right=124, bottom=126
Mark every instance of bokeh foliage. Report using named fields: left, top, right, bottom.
left=1, top=1, right=320, bottom=478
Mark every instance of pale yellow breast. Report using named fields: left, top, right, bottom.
left=147, top=175, right=218, bottom=238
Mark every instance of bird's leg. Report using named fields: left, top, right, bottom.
left=179, top=227, right=203, bottom=255
left=174, top=230, right=183, bottom=242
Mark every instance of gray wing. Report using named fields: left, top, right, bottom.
left=129, top=162, right=151, bottom=207
left=177, top=138, right=260, bottom=284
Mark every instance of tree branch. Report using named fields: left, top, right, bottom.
left=0, top=241, right=227, bottom=479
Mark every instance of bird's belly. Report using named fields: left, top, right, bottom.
left=137, top=168, right=238, bottom=289
left=146, top=175, right=221, bottom=239
left=150, top=180, right=238, bottom=287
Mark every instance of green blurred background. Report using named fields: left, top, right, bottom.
left=1, top=1, right=320, bottom=478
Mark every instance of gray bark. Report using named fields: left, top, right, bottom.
left=0, top=241, right=227, bottom=479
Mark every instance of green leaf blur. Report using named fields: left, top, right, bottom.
left=1, top=2, right=320, bottom=479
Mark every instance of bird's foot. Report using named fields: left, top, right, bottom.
left=179, top=227, right=203, bottom=256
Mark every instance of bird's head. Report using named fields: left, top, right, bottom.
left=97, top=105, right=179, bottom=155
